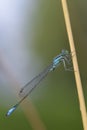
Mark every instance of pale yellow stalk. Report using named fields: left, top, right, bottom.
left=61, top=0, right=87, bottom=129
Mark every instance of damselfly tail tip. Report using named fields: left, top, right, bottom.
left=6, top=105, right=17, bottom=117
left=6, top=112, right=10, bottom=117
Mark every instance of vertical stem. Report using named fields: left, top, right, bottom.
left=61, top=0, right=87, bottom=130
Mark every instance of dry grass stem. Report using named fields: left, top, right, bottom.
left=61, top=0, right=87, bottom=129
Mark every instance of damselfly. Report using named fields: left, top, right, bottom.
left=6, top=49, right=72, bottom=116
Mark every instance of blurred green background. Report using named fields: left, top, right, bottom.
left=1, top=0, right=87, bottom=130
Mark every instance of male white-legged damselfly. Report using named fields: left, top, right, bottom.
left=6, top=49, right=72, bottom=116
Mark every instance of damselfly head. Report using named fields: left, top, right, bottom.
left=61, top=49, right=72, bottom=64
left=61, top=49, right=69, bottom=55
